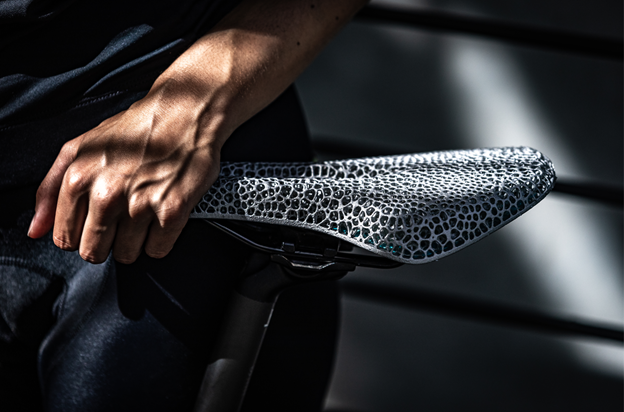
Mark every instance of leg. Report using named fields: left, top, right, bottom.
left=0, top=207, right=84, bottom=412
left=39, top=220, right=248, bottom=412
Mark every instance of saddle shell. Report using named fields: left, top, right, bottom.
left=191, top=147, right=556, bottom=264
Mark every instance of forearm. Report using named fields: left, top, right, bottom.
left=148, top=0, right=367, bottom=149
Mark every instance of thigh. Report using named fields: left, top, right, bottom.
left=0, top=260, right=61, bottom=412
left=0, top=209, right=84, bottom=412
left=40, top=220, right=247, bottom=412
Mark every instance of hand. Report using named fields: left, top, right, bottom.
left=28, top=83, right=222, bottom=264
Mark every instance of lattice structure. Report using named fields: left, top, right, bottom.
left=191, top=147, right=555, bottom=264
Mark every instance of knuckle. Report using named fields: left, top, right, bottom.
left=79, top=250, right=105, bottom=264
left=91, top=182, right=124, bottom=213
left=63, top=168, right=89, bottom=196
left=159, top=214, right=182, bottom=229
left=145, top=247, right=171, bottom=259
left=60, top=139, right=79, bottom=155
left=156, top=202, right=188, bottom=228
left=127, top=198, right=151, bottom=220
left=53, top=235, right=77, bottom=251
left=113, top=252, right=138, bottom=265
left=157, top=214, right=179, bottom=229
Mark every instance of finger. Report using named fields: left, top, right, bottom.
left=144, top=204, right=189, bottom=259
left=52, top=166, right=91, bottom=251
left=112, top=214, right=152, bottom=264
left=77, top=180, right=126, bottom=263
left=29, top=138, right=82, bottom=238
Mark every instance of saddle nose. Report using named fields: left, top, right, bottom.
left=191, top=146, right=556, bottom=264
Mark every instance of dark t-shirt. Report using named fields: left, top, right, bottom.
left=0, top=0, right=241, bottom=126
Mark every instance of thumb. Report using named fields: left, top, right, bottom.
left=28, top=137, right=81, bottom=238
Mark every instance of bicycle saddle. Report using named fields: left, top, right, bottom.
left=191, top=147, right=555, bottom=265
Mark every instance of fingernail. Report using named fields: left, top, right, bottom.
left=27, top=215, right=35, bottom=237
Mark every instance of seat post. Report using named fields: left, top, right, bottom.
left=193, top=275, right=276, bottom=412
left=193, top=258, right=349, bottom=412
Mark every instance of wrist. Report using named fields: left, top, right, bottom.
left=141, top=73, right=235, bottom=151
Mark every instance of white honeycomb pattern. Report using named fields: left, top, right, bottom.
left=191, top=147, right=555, bottom=264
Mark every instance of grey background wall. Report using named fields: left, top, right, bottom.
left=293, top=1, right=623, bottom=410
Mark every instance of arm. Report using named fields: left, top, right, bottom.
left=28, top=0, right=367, bottom=264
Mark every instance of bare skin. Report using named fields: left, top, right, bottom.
left=27, top=0, right=367, bottom=264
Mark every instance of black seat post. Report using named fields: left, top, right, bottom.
left=193, top=252, right=351, bottom=412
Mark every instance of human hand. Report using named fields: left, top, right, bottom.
left=27, top=82, right=223, bottom=264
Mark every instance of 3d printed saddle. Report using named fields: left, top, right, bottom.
left=191, top=146, right=555, bottom=264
